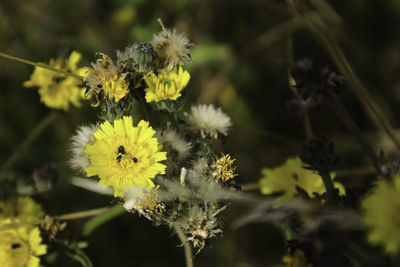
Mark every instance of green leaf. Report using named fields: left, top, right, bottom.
left=66, top=248, right=93, bottom=267
left=82, top=205, right=125, bottom=236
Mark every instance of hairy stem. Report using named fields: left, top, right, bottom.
left=174, top=225, right=194, bottom=267
left=0, top=111, right=59, bottom=179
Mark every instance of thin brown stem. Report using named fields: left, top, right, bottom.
left=0, top=205, right=120, bottom=231
left=0, top=52, right=84, bottom=80
left=326, top=91, right=381, bottom=174
left=174, top=225, right=194, bottom=267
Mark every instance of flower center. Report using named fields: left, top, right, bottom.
left=116, top=145, right=139, bottom=164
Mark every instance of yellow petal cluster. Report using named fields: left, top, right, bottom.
left=259, top=157, right=344, bottom=199
left=84, top=116, right=167, bottom=197
left=144, top=65, right=190, bottom=102
left=102, top=74, right=129, bottom=102
left=362, top=175, right=400, bottom=255
left=24, top=51, right=89, bottom=111
left=0, top=197, right=47, bottom=267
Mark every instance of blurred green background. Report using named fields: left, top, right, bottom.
left=1, top=0, right=400, bottom=266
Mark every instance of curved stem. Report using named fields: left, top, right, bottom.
left=0, top=111, right=59, bottom=179
left=174, top=225, right=194, bottom=267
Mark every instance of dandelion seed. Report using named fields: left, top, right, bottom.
left=185, top=104, right=232, bottom=138
left=84, top=116, right=167, bottom=197
left=69, top=124, right=98, bottom=173
left=362, top=175, right=400, bottom=255
left=144, top=65, right=190, bottom=103
left=24, top=51, right=89, bottom=111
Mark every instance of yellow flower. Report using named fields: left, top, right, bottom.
left=0, top=196, right=44, bottom=223
left=24, top=51, right=89, bottom=111
left=102, top=74, right=129, bottom=102
left=282, top=250, right=312, bottom=267
left=144, top=65, right=190, bottom=102
left=84, top=116, right=167, bottom=197
left=259, top=157, right=344, bottom=199
left=362, top=175, right=400, bottom=255
left=0, top=220, right=47, bottom=267
left=212, top=154, right=238, bottom=182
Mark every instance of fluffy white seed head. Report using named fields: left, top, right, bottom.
left=155, top=128, right=192, bottom=161
left=152, top=28, right=193, bottom=71
left=69, top=124, right=98, bottom=173
left=185, top=104, right=232, bottom=138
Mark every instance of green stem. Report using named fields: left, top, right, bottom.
left=0, top=52, right=84, bottom=80
left=0, top=111, right=59, bottom=179
left=326, top=91, right=381, bottom=174
left=319, top=171, right=337, bottom=203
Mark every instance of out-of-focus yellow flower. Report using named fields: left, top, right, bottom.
left=0, top=196, right=44, bottom=224
left=259, top=157, right=344, bottom=199
left=282, top=250, right=312, bottom=267
left=102, top=74, right=129, bottom=102
left=0, top=219, right=47, bottom=267
left=144, top=65, right=190, bottom=102
left=362, top=175, right=400, bottom=255
left=24, top=51, right=89, bottom=111
left=111, top=6, right=136, bottom=26
left=84, top=116, right=167, bottom=197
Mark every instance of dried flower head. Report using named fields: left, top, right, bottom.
left=123, top=186, right=165, bottom=221
left=152, top=21, right=193, bottom=71
left=144, top=65, right=190, bottom=103
left=176, top=204, right=225, bottom=250
left=185, top=104, right=232, bottom=138
left=40, top=217, right=67, bottom=240
left=212, top=154, right=237, bottom=182
left=69, top=124, right=98, bottom=173
left=84, top=116, right=167, bottom=197
left=24, top=51, right=89, bottom=111
left=0, top=221, right=47, bottom=267
left=84, top=53, right=129, bottom=103
left=362, top=175, right=400, bottom=255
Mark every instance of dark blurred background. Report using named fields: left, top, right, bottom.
left=1, top=0, right=400, bottom=266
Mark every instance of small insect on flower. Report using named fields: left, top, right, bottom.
left=152, top=18, right=194, bottom=71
